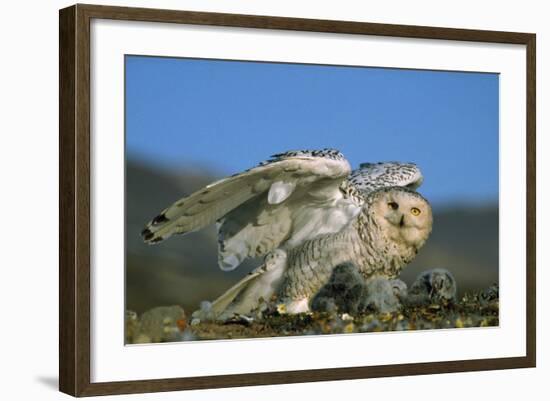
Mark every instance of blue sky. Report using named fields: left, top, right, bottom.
left=125, top=55, right=499, bottom=206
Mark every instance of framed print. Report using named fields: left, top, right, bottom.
left=59, top=4, right=536, bottom=397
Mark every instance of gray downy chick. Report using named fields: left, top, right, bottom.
left=311, top=262, right=408, bottom=315
left=311, top=262, right=367, bottom=315
left=364, top=276, right=407, bottom=314
left=407, top=268, right=457, bottom=305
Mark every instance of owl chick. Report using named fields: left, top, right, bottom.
left=311, top=263, right=408, bottom=315
left=311, top=262, right=367, bottom=315
left=364, top=276, right=408, bottom=314
left=407, top=268, right=457, bottom=305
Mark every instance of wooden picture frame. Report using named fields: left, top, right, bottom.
left=59, top=3, right=536, bottom=397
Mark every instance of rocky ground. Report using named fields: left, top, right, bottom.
left=125, top=285, right=499, bottom=344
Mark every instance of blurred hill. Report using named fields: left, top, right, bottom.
left=126, top=159, right=498, bottom=314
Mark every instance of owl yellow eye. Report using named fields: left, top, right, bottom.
left=411, top=207, right=421, bottom=216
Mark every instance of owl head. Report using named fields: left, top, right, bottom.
left=367, top=186, right=433, bottom=250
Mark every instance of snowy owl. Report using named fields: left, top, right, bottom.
left=141, top=149, right=430, bottom=317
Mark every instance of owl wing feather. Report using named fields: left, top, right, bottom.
left=142, top=149, right=356, bottom=271
left=349, top=161, right=424, bottom=195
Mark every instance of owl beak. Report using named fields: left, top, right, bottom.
left=399, top=214, right=405, bottom=227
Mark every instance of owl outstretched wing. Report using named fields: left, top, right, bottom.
left=142, top=150, right=425, bottom=274
left=142, top=149, right=360, bottom=271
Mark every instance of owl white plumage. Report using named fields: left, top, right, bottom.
left=141, top=149, right=430, bottom=319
